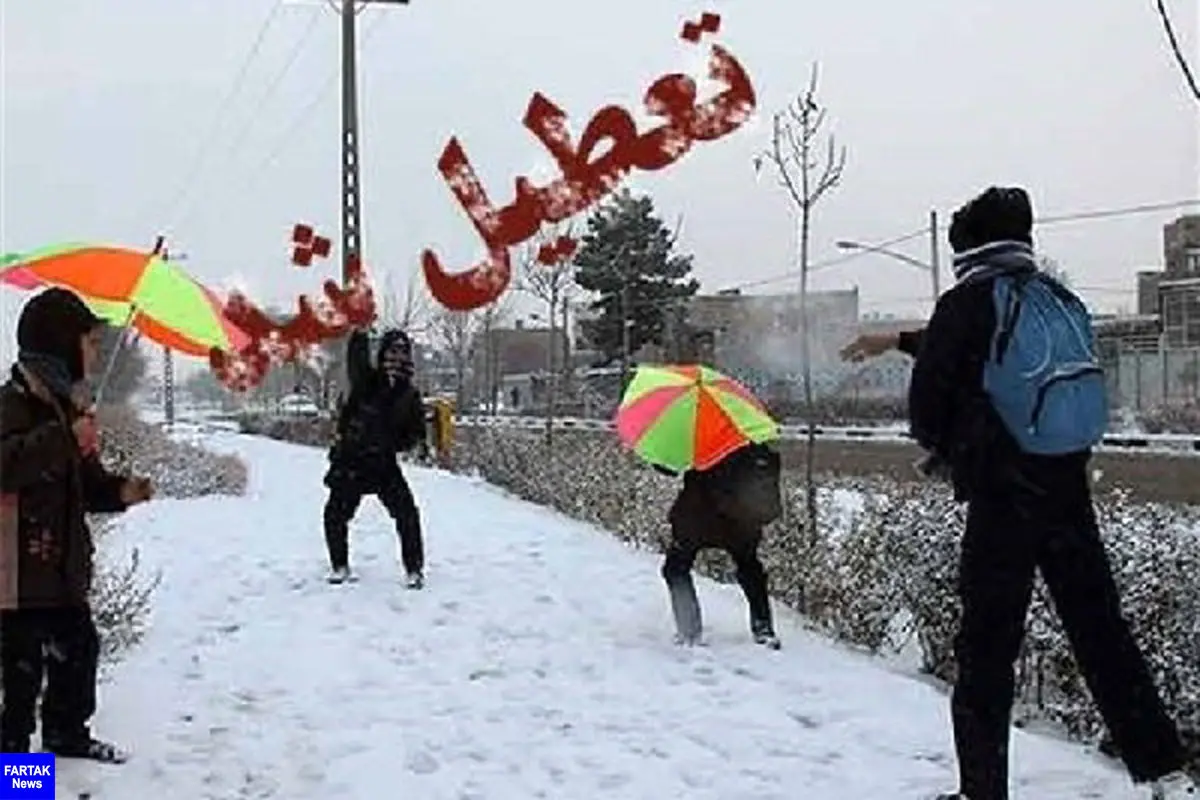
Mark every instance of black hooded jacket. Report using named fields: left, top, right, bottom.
left=330, top=330, right=426, bottom=468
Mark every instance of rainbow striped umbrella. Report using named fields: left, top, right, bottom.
left=615, top=364, right=780, bottom=473
left=0, top=244, right=249, bottom=357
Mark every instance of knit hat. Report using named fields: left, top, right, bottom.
left=948, top=186, right=1034, bottom=254
left=16, top=288, right=105, bottom=388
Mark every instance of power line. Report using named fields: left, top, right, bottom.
left=171, top=6, right=324, bottom=231
left=1036, top=198, right=1200, bottom=225
left=579, top=196, right=1200, bottom=316
left=241, top=10, right=388, bottom=191
left=1154, top=0, right=1200, bottom=102
left=151, top=0, right=288, bottom=231
left=731, top=228, right=929, bottom=292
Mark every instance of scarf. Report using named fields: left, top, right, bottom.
left=17, top=350, right=77, bottom=401
left=952, top=240, right=1037, bottom=283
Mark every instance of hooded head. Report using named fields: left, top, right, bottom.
left=376, top=328, right=414, bottom=383
left=16, top=288, right=106, bottom=398
left=948, top=186, right=1034, bottom=255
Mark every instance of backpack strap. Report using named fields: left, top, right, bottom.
left=993, top=270, right=1037, bottom=365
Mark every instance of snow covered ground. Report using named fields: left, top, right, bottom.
left=60, top=433, right=1143, bottom=799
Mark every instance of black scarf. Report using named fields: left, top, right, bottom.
left=17, top=350, right=77, bottom=401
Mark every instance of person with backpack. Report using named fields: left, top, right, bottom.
left=657, top=441, right=783, bottom=649
left=0, top=288, right=154, bottom=760
left=910, top=187, right=1195, bottom=800
left=323, top=326, right=427, bottom=587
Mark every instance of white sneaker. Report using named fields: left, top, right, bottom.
left=405, top=571, right=424, bottom=590
left=1152, top=771, right=1198, bottom=799
left=327, top=566, right=352, bottom=584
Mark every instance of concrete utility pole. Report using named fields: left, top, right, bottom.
left=338, top=0, right=410, bottom=283
left=151, top=235, right=176, bottom=425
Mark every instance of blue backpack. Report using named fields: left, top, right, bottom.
left=975, top=269, right=1108, bottom=455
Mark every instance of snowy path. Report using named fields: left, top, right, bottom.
left=60, top=434, right=1135, bottom=799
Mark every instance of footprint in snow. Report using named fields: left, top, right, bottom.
left=405, top=749, right=440, bottom=774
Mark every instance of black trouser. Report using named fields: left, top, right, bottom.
left=1, top=606, right=100, bottom=751
left=323, top=465, right=423, bottom=574
left=662, top=539, right=773, bottom=636
left=952, top=479, right=1185, bottom=799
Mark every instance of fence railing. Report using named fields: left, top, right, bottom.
left=1105, top=347, right=1200, bottom=410
left=453, top=414, right=1200, bottom=456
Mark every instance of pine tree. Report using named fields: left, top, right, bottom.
left=573, top=190, right=698, bottom=366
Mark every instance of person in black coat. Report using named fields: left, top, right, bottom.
left=655, top=442, right=783, bottom=649
left=323, top=327, right=427, bottom=587
left=908, top=187, right=1194, bottom=800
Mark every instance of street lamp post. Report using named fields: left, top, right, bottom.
left=840, top=224, right=940, bottom=304
left=837, top=210, right=942, bottom=304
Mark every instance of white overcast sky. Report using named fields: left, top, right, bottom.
left=1, top=0, right=1198, bottom=366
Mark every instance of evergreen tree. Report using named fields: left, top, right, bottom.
left=573, top=190, right=698, bottom=366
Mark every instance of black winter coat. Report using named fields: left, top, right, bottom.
left=907, top=272, right=1090, bottom=502
left=326, top=331, right=425, bottom=489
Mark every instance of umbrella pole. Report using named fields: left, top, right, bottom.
left=93, top=306, right=138, bottom=407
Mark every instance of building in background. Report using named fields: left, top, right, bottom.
left=472, top=320, right=570, bottom=413
left=1158, top=214, right=1200, bottom=347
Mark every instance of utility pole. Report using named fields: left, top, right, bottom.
left=928, top=209, right=941, bottom=303
left=151, top=235, right=176, bottom=426
left=338, top=0, right=410, bottom=284
left=620, top=279, right=631, bottom=388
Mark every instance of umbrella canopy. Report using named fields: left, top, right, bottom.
left=615, top=364, right=780, bottom=473
left=0, top=244, right=249, bottom=357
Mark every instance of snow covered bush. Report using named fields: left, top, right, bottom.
left=89, top=520, right=161, bottom=664
left=452, top=427, right=1200, bottom=767
left=99, top=406, right=248, bottom=497
left=237, top=412, right=334, bottom=448
left=1137, top=404, right=1200, bottom=434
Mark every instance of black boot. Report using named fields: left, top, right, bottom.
left=43, top=730, right=128, bottom=763
left=752, top=619, right=781, bottom=650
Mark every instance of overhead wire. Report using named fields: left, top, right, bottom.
left=1154, top=0, right=1200, bottom=102
left=589, top=196, right=1200, bottom=316
left=241, top=9, right=388, bottom=191
left=150, top=0, right=288, bottom=233
left=170, top=5, right=325, bottom=232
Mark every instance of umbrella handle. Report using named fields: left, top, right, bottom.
left=93, top=305, right=138, bottom=407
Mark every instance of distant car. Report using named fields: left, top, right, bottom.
left=278, top=393, right=321, bottom=418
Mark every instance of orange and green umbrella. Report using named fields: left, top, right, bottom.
left=615, top=364, right=780, bottom=473
left=0, top=243, right=249, bottom=357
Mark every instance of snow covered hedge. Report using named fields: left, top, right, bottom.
left=451, top=426, right=1200, bottom=767
left=98, top=406, right=248, bottom=498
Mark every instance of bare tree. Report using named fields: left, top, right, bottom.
left=477, top=293, right=515, bottom=414
left=432, top=307, right=482, bottom=409
left=379, top=267, right=432, bottom=336
left=516, top=223, right=578, bottom=443
left=756, top=62, right=847, bottom=544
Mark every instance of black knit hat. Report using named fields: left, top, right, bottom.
left=948, top=186, right=1034, bottom=254
left=16, top=288, right=105, bottom=382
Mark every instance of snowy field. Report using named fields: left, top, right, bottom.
left=61, top=433, right=1143, bottom=799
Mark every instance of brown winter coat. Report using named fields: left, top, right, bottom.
left=0, top=365, right=128, bottom=609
